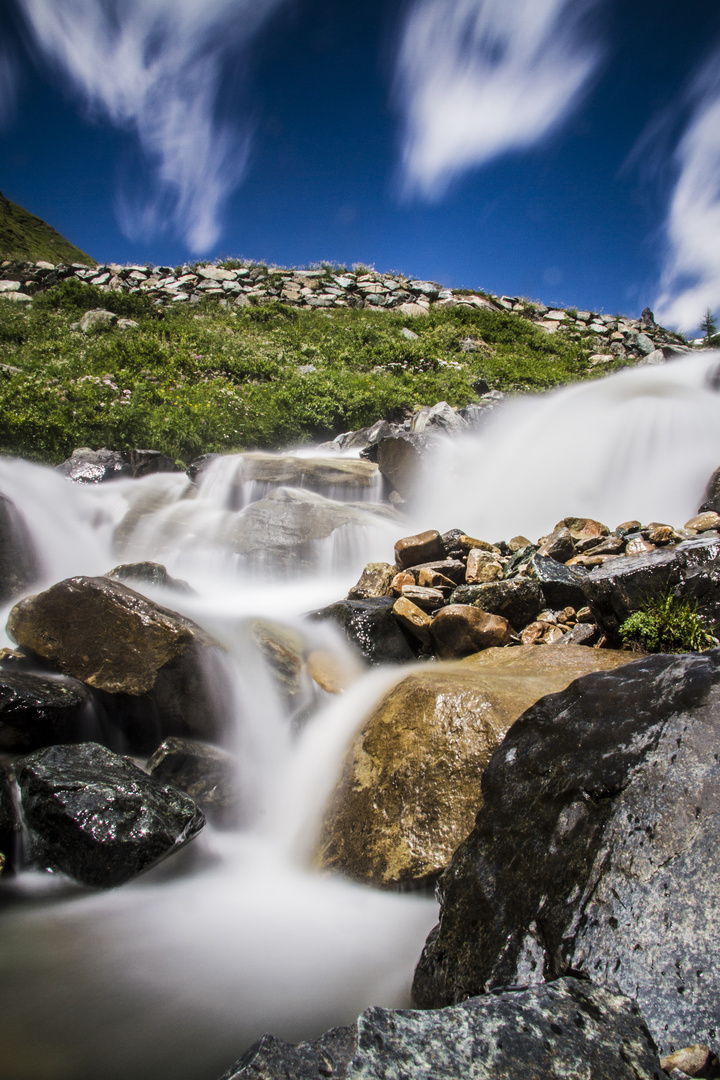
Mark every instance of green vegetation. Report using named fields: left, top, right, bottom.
left=700, top=309, right=719, bottom=346
left=0, top=191, right=96, bottom=267
left=619, top=594, right=717, bottom=653
left=0, top=281, right=612, bottom=465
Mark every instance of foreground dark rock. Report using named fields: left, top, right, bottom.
left=0, top=669, right=91, bottom=752
left=6, top=576, right=224, bottom=752
left=219, top=978, right=662, bottom=1080
left=16, top=742, right=205, bottom=887
left=413, top=648, right=720, bottom=1055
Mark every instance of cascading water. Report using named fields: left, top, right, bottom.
left=1, top=351, right=720, bottom=1080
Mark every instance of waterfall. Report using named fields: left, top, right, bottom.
left=1, top=352, right=719, bottom=1080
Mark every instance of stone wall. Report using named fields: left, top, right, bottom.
left=0, top=258, right=689, bottom=365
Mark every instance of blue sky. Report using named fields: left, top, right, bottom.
left=1, top=0, right=720, bottom=331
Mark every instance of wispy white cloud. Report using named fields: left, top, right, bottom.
left=654, top=50, right=720, bottom=332
left=16, top=0, right=288, bottom=251
left=393, top=0, right=605, bottom=199
left=0, top=41, right=18, bottom=129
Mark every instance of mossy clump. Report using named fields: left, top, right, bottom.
left=619, top=595, right=717, bottom=653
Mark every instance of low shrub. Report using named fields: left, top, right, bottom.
left=619, top=594, right=717, bottom=653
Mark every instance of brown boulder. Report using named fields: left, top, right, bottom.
left=394, top=529, right=445, bottom=569
left=429, top=605, right=511, bottom=659
left=314, top=645, right=634, bottom=889
left=6, top=577, right=224, bottom=752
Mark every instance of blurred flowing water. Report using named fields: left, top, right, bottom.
left=1, top=352, right=720, bottom=1079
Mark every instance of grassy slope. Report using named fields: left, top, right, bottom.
left=0, top=278, right=622, bottom=466
left=0, top=192, right=96, bottom=267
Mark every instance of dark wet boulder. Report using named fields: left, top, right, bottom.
left=56, top=447, right=132, bottom=483
left=16, top=741, right=205, bottom=888
left=127, top=449, right=178, bottom=477
left=0, top=493, right=39, bottom=603
left=104, top=561, right=193, bottom=594
left=530, top=553, right=588, bottom=609
left=219, top=979, right=661, bottom=1080
left=413, top=649, right=720, bottom=1055
left=0, top=762, right=20, bottom=874
left=0, top=669, right=91, bottom=752
left=220, top=1024, right=356, bottom=1080
left=452, top=578, right=543, bottom=632
left=147, top=737, right=240, bottom=827
left=583, top=535, right=720, bottom=639
left=309, top=597, right=416, bottom=664
left=7, top=576, right=225, bottom=752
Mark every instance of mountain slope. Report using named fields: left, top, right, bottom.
left=0, top=191, right=96, bottom=266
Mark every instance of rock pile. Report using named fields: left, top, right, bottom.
left=0, top=258, right=689, bottom=363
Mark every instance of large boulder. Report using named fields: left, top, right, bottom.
left=0, top=493, right=39, bottom=602
left=309, top=596, right=416, bottom=665
left=413, top=649, right=720, bottom=1055
left=7, top=576, right=224, bottom=752
left=314, top=646, right=633, bottom=889
left=0, top=669, right=91, bottom=752
left=16, top=742, right=205, bottom=888
left=584, top=535, right=720, bottom=639
left=219, top=979, right=661, bottom=1080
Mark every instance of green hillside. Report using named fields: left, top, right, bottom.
left=0, top=191, right=96, bottom=266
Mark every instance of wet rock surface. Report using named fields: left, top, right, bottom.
left=413, top=648, right=720, bottom=1055
left=0, top=493, right=39, bottom=603
left=16, top=741, right=205, bottom=888
left=6, top=576, right=223, bottom=751
left=146, top=737, right=240, bottom=827
left=315, top=645, right=633, bottom=889
left=219, top=979, right=662, bottom=1080
left=0, top=669, right=91, bottom=752
left=309, top=596, right=416, bottom=664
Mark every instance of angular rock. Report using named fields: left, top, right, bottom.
left=583, top=534, right=720, bottom=639
left=0, top=493, right=39, bottom=603
left=347, top=562, right=395, bottom=599
left=392, top=596, right=433, bottom=644
left=78, top=308, right=117, bottom=332
left=400, top=584, right=444, bottom=610
left=220, top=979, right=661, bottom=1080
left=452, top=578, right=543, bottom=632
left=530, top=554, right=589, bottom=610
left=309, top=597, right=416, bottom=664
left=375, top=433, right=433, bottom=500
left=7, top=576, right=223, bottom=752
left=56, top=447, right=132, bottom=484
left=394, top=529, right=445, bottom=569
left=537, top=526, right=576, bottom=563
left=315, top=645, right=632, bottom=888
left=429, top=606, right=511, bottom=659
left=413, top=648, right=720, bottom=1054
left=407, top=559, right=467, bottom=586
left=0, top=669, right=92, bottom=752
left=465, top=551, right=504, bottom=583
left=410, top=401, right=466, bottom=435
left=17, top=742, right=205, bottom=887
left=147, top=736, right=239, bottom=827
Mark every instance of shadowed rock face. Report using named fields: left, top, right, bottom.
left=6, top=576, right=224, bottom=752
left=0, top=669, right=91, bottom=752
left=0, top=493, right=39, bottom=603
left=413, top=648, right=720, bottom=1055
left=314, top=646, right=634, bottom=890
left=220, top=979, right=662, bottom=1080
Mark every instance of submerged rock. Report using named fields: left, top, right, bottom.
left=413, top=649, right=720, bottom=1054
left=147, top=737, right=240, bottom=827
left=315, top=645, right=633, bottom=889
left=0, top=669, right=91, bottom=752
left=16, top=742, right=205, bottom=888
left=105, top=561, right=193, bottom=594
left=0, top=493, right=39, bottom=603
left=219, top=978, right=661, bottom=1080
left=7, top=576, right=224, bottom=752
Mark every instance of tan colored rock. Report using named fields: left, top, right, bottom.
left=391, top=571, right=415, bottom=595
left=347, top=562, right=395, bottom=599
left=458, top=534, right=501, bottom=555
left=248, top=619, right=304, bottom=698
left=660, top=1045, right=716, bottom=1077
left=400, top=584, right=444, bottom=609
left=306, top=649, right=354, bottom=694
left=417, top=567, right=456, bottom=590
left=684, top=511, right=720, bottom=532
left=429, top=605, right=511, bottom=659
left=392, top=596, right=432, bottom=645
left=625, top=537, right=656, bottom=556
left=617, top=519, right=642, bottom=531
left=315, top=645, right=634, bottom=888
left=465, top=551, right=505, bottom=583
left=555, top=516, right=609, bottom=544
left=394, top=529, right=445, bottom=569
left=508, top=535, right=532, bottom=552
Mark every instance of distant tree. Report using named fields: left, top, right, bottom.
left=701, top=309, right=719, bottom=339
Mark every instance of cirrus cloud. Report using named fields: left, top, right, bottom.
left=15, top=0, right=289, bottom=252
left=393, top=0, right=605, bottom=199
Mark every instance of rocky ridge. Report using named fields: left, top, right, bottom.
left=0, top=258, right=690, bottom=365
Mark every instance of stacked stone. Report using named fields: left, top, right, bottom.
left=0, top=259, right=691, bottom=358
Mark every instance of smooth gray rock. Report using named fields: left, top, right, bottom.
left=583, top=535, right=720, bottom=639
left=218, top=979, right=661, bottom=1080
left=16, top=741, right=205, bottom=887
left=413, top=649, right=720, bottom=1054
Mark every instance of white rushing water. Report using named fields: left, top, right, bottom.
left=1, top=351, right=720, bottom=1080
